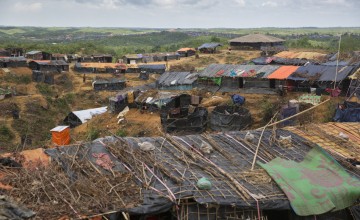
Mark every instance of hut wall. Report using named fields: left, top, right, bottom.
left=93, top=82, right=126, bottom=91
left=243, top=78, right=270, bottom=88
left=221, top=77, right=240, bottom=90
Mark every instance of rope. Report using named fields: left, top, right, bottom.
left=257, top=99, right=331, bottom=129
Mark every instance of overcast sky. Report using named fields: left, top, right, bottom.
left=0, top=0, right=359, bottom=28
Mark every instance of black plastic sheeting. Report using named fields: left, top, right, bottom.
left=32, top=70, right=55, bottom=84
left=334, top=101, right=360, bottom=122
left=210, top=106, right=252, bottom=131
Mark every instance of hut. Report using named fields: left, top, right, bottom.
left=177, top=48, right=196, bottom=57
left=41, top=122, right=360, bottom=219
left=210, top=105, right=252, bottom=131
left=92, top=54, right=113, bottom=63
left=92, top=78, right=126, bottom=91
left=156, top=72, right=198, bottom=90
left=122, top=54, right=144, bottom=64
left=51, top=54, right=68, bottom=62
left=287, top=65, right=355, bottom=93
left=198, top=42, right=222, bottom=53
left=28, top=60, right=69, bottom=72
left=25, top=51, right=52, bottom=60
left=32, top=70, right=55, bottom=84
left=5, top=47, right=25, bottom=57
left=229, top=34, right=286, bottom=55
left=74, top=62, right=126, bottom=73
left=50, top=126, right=70, bottom=146
left=0, top=56, right=27, bottom=68
left=63, top=107, right=107, bottom=128
left=267, top=66, right=299, bottom=89
left=138, top=64, right=166, bottom=74
left=158, top=94, right=207, bottom=133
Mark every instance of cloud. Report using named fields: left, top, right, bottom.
left=233, top=0, right=246, bottom=7
left=14, top=2, right=43, bottom=11
left=72, top=0, right=218, bottom=8
left=261, top=1, right=278, bottom=7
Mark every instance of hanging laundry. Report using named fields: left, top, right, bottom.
left=325, top=87, right=341, bottom=97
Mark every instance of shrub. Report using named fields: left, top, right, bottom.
left=0, top=125, right=14, bottom=142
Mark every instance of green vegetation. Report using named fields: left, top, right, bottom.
left=0, top=125, right=15, bottom=142
left=87, top=127, right=100, bottom=141
left=116, top=129, right=127, bottom=137
left=1, top=74, right=31, bottom=84
left=36, top=83, right=55, bottom=96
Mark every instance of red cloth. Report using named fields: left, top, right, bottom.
left=216, top=70, right=225, bottom=76
left=92, top=153, right=114, bottom=170
left=325, top=88, right=341, bottom=97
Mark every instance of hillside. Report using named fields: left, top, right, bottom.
left=0, top=49, right=343, bottom=152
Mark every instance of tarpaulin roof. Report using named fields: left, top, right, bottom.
left=93, top=78, right=125, bottom=85
left=229, top=34, right=285, bottom=43
left=198, top=43, right=222, bottom=49
left=25, top=50, right=42, bottom=55
left=138, top=64, right=166, bottom=70
left=287, top=65, right=354, bottom=82
left=0, top=56, right=27, bottom=62
left=199, top=64, right=281, bottom=78
left=157, top=72, right=198, bottom=87
left=267, top=66, right=299, bottom=80
left=72, top=106, right=107, bottom=123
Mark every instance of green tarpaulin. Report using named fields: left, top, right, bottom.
left=199, top=77, right=222, bottom=86
left=259, top=146, right=360, bottom=216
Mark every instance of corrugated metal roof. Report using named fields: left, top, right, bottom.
left=138, top=64, right=166, bottom=70
left=288, top=65, right=354, bottom=82
left=199, top=64, right=280, bottom=78
left=30, top=60, right=68, bottom=66
left=229, top=34, right=285, bottom=43
left=157, top=72, right=198, bottom=87
left=267, top=66, right=299, bottom=80
left=198, top=43, right=222, bottom=50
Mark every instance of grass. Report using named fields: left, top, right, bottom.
left=116, top=129, right=127, bottom=137
left=2, top=74, right=31, bottom=84
left=0, top=125, right=14, bottom=142
left=36, top=83, right=55, bottom=96
left=87, top=127, right=100, bottom=141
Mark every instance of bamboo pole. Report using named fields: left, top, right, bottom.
left=256, top=99, right=330, bottom=130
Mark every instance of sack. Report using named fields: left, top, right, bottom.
left=197, top=177, right=212, bottom=190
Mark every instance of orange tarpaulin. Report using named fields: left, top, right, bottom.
left=50, top=126, right=70, bottom=146
left=267, top=66, right=299, bottom=80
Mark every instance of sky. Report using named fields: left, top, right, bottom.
left=0, top=0, right=359, bottom=28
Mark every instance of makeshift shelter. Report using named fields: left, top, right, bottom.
left=199, top=64, right=281, bottom=90
left=156, top=72, right=198, bottom=90
left=210, top=105, right=252, bottom=131
left=334, top=101, right=360, bottom=122
left=122, top=54, right=144, bottom=64
left=198, top=43, right=222, bottom=53
left=25, top=51, right=52, bottom=60
left=51, top=53, right=68, bottom=62
left=63, top=106, right=107, bottom=128
left=109, top=90, right=141, bottom=113
left=287, top=65, right=355, bottom=93
left=139, top=71, right=149, bottom=80
left=92, top=78, right=126, bottom=91
left=267, top=66, right=300, bottom=89
left=36, top=122, right=360, bottom=219
left=229, top=34, right=286, bottom=55
left=4, top=47, right=24, bottom=57
left=177, top=48, right=196, bottom=57
left=138, top=64, right=166, bottom=74
left=50, top=125, right=70, bottom=146
left=32, top=70, right=55, bottom=84
left=0, top=56, right=27, bottom=68
left=74, top=62, right=126, bottom=73
left=28, top=60, right=69, bottom=72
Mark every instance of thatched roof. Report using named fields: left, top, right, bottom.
left=229, top=34, right=285, bottom=43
